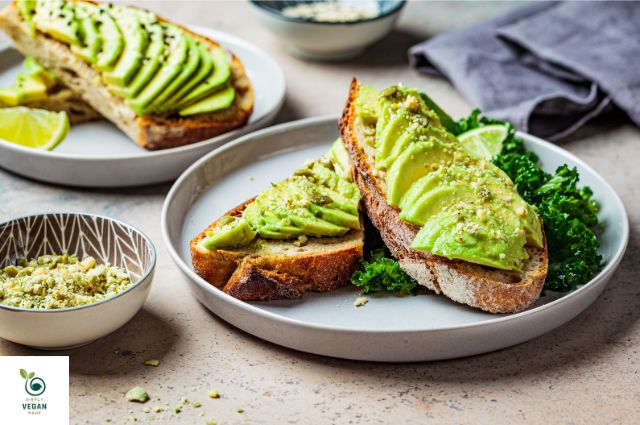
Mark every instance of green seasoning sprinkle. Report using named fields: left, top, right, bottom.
left=174, top=407, right=182, bottom=414
left=236, top=407, right=244, bottom=414
left=126, top=387, right=150, bottom=403
left=208, top=390, right=220, bottom=399
left=0, top=254, right=130, bottom=309
left=191, top=401, right=202, bottom=408
left=143, top=359, right=160, bottom=367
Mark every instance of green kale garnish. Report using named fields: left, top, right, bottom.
left=457, top=110, right=604, bottom=291
left=351, top=248, right=418, bottom=296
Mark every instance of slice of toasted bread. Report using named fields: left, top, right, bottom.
left=339, top=78, right=548, bottom=313
left=0, top=0, right=253, bottom=150
left=190, top=200, right=364, bottom=301
left=24, top=86, right=101, bottom=124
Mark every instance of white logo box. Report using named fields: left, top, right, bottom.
left=0, top=356, right=69, bottom=425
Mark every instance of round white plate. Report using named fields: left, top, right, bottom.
left=161, top=116, right=629, bottom=362
left=0, top=26, right=285, bottom=187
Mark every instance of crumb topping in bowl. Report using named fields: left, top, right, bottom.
left=0, top=254, right=131, bottom=309
left=281, top=2, right=379, bottom=23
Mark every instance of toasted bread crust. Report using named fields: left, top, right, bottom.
left=0, top=0, right=253, bottom=150
left=339, top=78, right=548, bottom=313
left=190, top=201, right=364, bottom=301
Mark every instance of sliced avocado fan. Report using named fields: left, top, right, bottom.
left=203, top=140, right=361, bottom=249
left=17, top=0, right=237, bottom=117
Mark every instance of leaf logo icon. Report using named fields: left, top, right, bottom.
left=20, top=369, right=46, bottom=396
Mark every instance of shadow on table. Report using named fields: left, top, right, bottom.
left=343, top=29, right=427, bottom=68
left=0, top=308, right=178, bottom=375
left=63, top=308, right=179, bottom=376
left=213, top=228, right=639, bottom=382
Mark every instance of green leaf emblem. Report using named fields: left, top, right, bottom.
left=20, top=369, right=27, bottom=379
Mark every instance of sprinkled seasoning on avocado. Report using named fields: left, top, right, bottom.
left=203, top=139, right=361, bottom=249
left=356, top=84, right=543, bottom=272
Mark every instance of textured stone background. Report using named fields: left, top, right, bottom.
left=0, top=1, right=638, bottom=424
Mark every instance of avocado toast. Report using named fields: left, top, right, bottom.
left=0, top=57, right=100, bottom=124
left=0, top=0, right=253, bottom=150
left=191, top=140, right=364, bottom=301
left=340, top=79, right=548, bottom=313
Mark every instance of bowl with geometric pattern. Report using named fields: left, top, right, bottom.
left=0, top=213, right=156, bottom=349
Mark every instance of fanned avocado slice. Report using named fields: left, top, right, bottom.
left=175, top=47, right=231, bottom=109
left=159, top=42, right=213, bottom=113
left=148, top=35, right=201, bottom=112
left=71, top=3, right=102, bottom=64
left=128, top=25, right=187, bottom=115
left=202, top=216, right=256, bottom=249
left=309, top=205, right=360, bottom=230
left=95, top=5, right=124, bottom=71
left=16, top=0, right=36, bottom=36
left=113, top=21, right=164, bottom=99
left=103, top=5, right=151, bottom=87
left=23, top=57, right=57, bottom=88
left=178, top=85, right=235, bottom=116
left=0, top=73, right=47, bottom=105
left=32, top=0, right=80, bottom=46
left=386, top=140, right=457, bottom=207
left=288, top=214, right=349, bottom=238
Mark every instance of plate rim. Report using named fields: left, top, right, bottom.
left=0, top=25, right=285, bottom=161
left=161, top=115, right=629, bottom=335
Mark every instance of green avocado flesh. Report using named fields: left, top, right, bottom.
left=71, top=3, right=101, bottom=63
left=178, top=85, right=235, bottom=116
left=147, top=35, right=201, bottom=112
left=17, top=0, right=236, bottom=117
left=203, top=216, right=257, bottom=249
left=356, top=84, right=543, bottom=272
left=0, top=58, right=56, bottom=106
left=203, top=140, right=361, bottom=249
left=175, top=47, right=231, bottom=109
left=102, top=6, right=152, bottom=87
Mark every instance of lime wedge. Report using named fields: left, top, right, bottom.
left=457, top=124, right=509, bottom=160
left=0, top=107, right=69, bottom=150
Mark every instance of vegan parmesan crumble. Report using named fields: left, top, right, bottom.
left=0, top=254, right=131, bottom=309
left=281, top=2, right=378, bottom=23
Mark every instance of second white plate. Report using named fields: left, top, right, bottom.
left=0, top=26, right=285, bottom=187
left=162, top=116, right=628, bottom=362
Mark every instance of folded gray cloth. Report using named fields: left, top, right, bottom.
left=409, top=1, right=640, bottom=140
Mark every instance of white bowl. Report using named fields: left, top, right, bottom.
left=251, top=0, right=406, bottom=60
left=0, top=213, right=156, bottom=350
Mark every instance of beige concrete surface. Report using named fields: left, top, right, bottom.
left=0, top=1, right=639, bottom=424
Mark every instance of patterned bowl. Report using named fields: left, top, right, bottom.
left=250, top=0, right=406, bottom=60
left=0, top=213, right=156, bottom=349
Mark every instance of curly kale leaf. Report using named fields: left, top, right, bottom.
left=351, top=248, right=419, bottom=296
left=455, top=110, right=604, bottom=292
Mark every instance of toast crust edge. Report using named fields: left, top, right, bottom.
left=190, top=200, right=364, bottom=301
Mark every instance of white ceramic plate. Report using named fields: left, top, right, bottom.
left=0, top=26, right=285, bottom=187
left=161, top=116, right=629, bottom=362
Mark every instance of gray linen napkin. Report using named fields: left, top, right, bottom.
left=409, top=1, right=640, bottom=140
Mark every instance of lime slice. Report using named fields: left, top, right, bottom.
left=457, top=124, right=509, bottom=160
left=0, top=107, right=69, bottom=150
